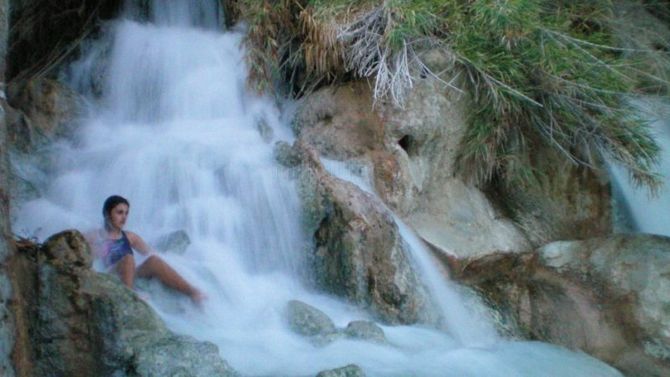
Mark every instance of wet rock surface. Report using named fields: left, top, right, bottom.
left=5, top=77, right=85, bottom=204
left=292, top=78, right=531, bottom=261
left=292, top=82, right=383, bottom=161
left=10, top=230, right=239, bottom=377
left=451, top=234, right=670, bottom=377
left=6, top=78, right=82, bottom=151
left=1, top=5, right=18, bottom=375
left=285, top=300, right=388, bottom=346
left=274, top=140, right=303, bottom=168
left=286, top=300, right=337, bottom=337
left=295, top=145, right=434, bottom=325
left=153, top=229, right=191, bottom=255
left=315, top=364, right=366, bottom=377
left=343, top=320, right=386, bottom=343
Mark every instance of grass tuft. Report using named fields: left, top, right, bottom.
left=231, top=0, right=669, bottom=191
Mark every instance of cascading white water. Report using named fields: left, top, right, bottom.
left=13, top=1, right=625, bottom=376
left=320, top=160, right=498, bottom=348
left=610, top=99, right=670, bottom=237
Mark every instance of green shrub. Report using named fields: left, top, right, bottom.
left=232, top=0, right=668, bottom=190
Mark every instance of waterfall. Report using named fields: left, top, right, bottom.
left=320, top=159, right=498, bottom=347
left=610, top=99, right=670, bottom=237
left=12, top=1, right=624, bottom=375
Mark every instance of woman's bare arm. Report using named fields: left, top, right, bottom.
left=126, top=231, right=156, bottom=256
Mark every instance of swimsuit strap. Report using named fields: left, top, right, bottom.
left=101, top=230, right=133, bottom=267
left=118, top=231, right=132, bottom=251
left=120, top=230, right=130, bottom=244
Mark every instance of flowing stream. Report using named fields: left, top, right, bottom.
left=13, top=1, right=625, bottom=376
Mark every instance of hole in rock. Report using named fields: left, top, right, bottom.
left=398, top=135, right=417, bottom=156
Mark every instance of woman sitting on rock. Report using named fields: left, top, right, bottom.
left=86, top=195, right=205, bottom=304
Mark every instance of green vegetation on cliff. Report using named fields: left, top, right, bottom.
left=231, top=0, right=669, bottom=190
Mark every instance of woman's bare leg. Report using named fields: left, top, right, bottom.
left=116, top=254, right=136, bottom=289
left=136, top=255, right=203, bottom=303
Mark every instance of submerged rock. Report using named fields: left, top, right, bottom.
left=6, top=78, right=82, bottom=151
left=5, top=78, right=84, bottom=204
left=343, top=320, right=386, bottom=344
left=315, top=364, right=366, bottom=377
left=153, top=229, right=191, bottom=255
left=490, top=145, right=612, bottom=246
left=286, top=300, right=337, bottom=337
left=256, top=116, right=274, bottom=143
left=10, top=230, right=239, bottom=377
left=452, top=234, right=670, bottom=377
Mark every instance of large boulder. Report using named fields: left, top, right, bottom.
left=452, top=234, right=670, bottom=377
left=292, top=77, right=531, bottom=260
left=296, top=144, right=435, bottom=325
left=315, top=364, right=366, bottom=377
left=9, top=230, right=239, bottom=377
left=292, top=54, right=613, bottom=257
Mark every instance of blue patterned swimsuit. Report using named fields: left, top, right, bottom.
left=101, top=231, right=133, bottom=267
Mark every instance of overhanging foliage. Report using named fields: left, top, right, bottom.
left=231, top=0, right=669, bottom=190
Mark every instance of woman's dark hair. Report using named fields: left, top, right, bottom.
left=102, top=195, right=130, bottom=218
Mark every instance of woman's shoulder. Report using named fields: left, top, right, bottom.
left=123, top=230, right=143, bottom=244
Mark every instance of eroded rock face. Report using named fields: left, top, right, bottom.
left=6, top=78, right=82, bottom=151
left=296, top=145, right=434, bottom=325
left=10, top=230, right=238, bottom=377
left=382, top=85, right=502, bottom=257
left=5, top=78, right=84, bottom=204
left=343, top=320, right=386, bottom=343
left=292, top=54, right=614, bottom=257
left=452, top=234, right=670, bottom=377
left=286, top=299, right=337, bottom=337
left=540, top=236, right=670, bottom=364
